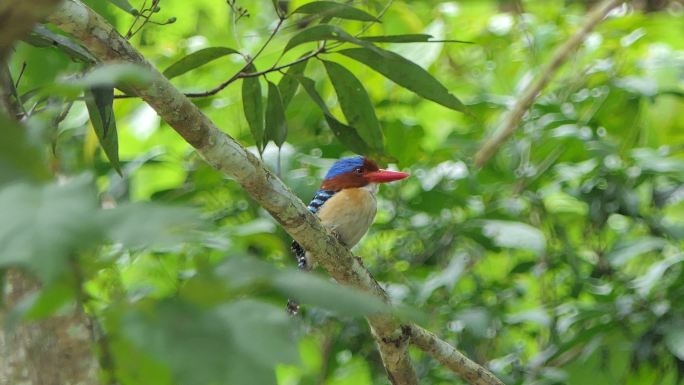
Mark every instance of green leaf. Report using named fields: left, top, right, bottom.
left=360, top=34, right=433, bottom=43
left=291, top=75, right=370, bottom=154
left=0, top=176, right=101, bottom=282
left=631, top=148, right=684, bottom=174
left=292, top=1, right=379, bottom=22
left=277, top=60, right=307, bottom=109
left=47, top=64, right=153, bottom=98
left=216, top=258, right=390, bottom=316
left=24, top=25, right=96, bottom=63
left=241, top=65, right=265, bottom=152
left=107, top=0, right=137, bottom=14
left=163, top=47, right=241, bottom=80
left=665, top=326, right=684, bottom=360
left=74, top=63, right=154, bottom=88
left=265, top=81, right=288, bottom=147
left=479, top=220, right=546, bottom=255
left=0, top=114, right=49, bottom=185
left=102, top=203, right=203, bottom=248
left=359, top=34, right=472, bottom=44
left=323, top=60, right=383, bottom=151
left=283, top=24, right=377, bottom=53
left=85, top=86, right=121, bottom=174
left=121, top=299, right=293, bottom=385
left=605, top=237, right=667, bottom=267
left=339, top=47, right=467, bottom=112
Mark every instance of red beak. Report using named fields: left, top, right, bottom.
left=365, top=169, right=410, bottom=183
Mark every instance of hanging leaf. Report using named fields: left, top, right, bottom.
left=241, top=65, right=265, bottom=153
left=322, top=60, right=383, bottom=151
left=85, top=86, right=121, bottom=174
left=283, top=24, right=377, bottom=53
left=277, top=60, right=307, bottom=109
left=163, top=47, right=241, bottom=80
left=107, top=0, right=137, bottom=14
left=289, top=75, right=370, bottom=154
left=338, top=47, right=467, bottom=113
left=292, top=1, right=379, bottom=22
left=265, top=81, right=288, bottom=147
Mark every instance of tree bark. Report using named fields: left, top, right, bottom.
left=0, top=271, right=100, bottom=385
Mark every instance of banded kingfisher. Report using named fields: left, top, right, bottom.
left=288, top=156, right=409, bottom=313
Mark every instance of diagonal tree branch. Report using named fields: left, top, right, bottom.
left=473, top=0, right=623, bottom=168
left=410, top=325, right=503, bottom=385
left=45, top=2, right=505, bottom=385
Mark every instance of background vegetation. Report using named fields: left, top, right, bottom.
left=2, top=0, right=684, bottom=384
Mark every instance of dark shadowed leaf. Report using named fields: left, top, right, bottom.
left=85, top=86, right=121, bottom=174
left=24, top=25, right=96, bottom=63
left=283, top=24, right=377, bottom=53
left=292, top=1, right=379, bottom=22
left=290, top=75, right=370, bottom=154
left=360, top=34, right=433, bottom=43
left=339, top=47, right=467, bottom=112
left=0, top=115, right=49, bottom=185
left=323, top=60, right=383, bottom=151
left=277, top=59, right=307, bottom=109
left=265, top=81, right=288, bottom=147
left=360, top=34, right=472, bottom=43
left=163, top=47, right=241, bottom=79
left=241, top=64, right=264, bottom=152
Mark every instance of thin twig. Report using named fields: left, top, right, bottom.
left=473, top=0, right=623, bottom=167
left=409, top=325, right=504, bottom=385
left=113, top=16, right=293, bottom=100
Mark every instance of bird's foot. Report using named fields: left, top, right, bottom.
left=286, top=299, right=300, bottom=315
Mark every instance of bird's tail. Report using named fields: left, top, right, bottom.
left=287, top=240, right=307, bottom=315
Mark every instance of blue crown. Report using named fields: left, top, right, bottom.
left=324, top=156, right=365, bottom=180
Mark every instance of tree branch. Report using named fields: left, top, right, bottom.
left=409, top=325, right=504, bottom=385
left=473, top=0, right=623, bottom=168
left=46, top=2, right=416, bottom=384
left=45, top=2, right=506, bottom=385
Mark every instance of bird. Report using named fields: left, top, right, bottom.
left=287, top=156, right=409, bottom=314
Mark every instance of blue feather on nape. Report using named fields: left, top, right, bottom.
left=324, top=156, right=364, bottom=179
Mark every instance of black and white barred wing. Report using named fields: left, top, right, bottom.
left=291, top=189, right=336, bottom=269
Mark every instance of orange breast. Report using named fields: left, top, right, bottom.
left=316, top=187, right=377, bottom=248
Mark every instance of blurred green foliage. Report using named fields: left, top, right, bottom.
left=2, top=0, right=684, bottom=385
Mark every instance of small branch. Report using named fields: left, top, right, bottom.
left=182, top=45, right=322, bottom=98
left=111, top=47, right=321, bottom=99
left=473, top=0, right=623, bottom=168
left=409, top=325, right=504, bottom=385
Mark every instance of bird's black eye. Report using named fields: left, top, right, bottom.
left=353, top=167, right=363, bottom=175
